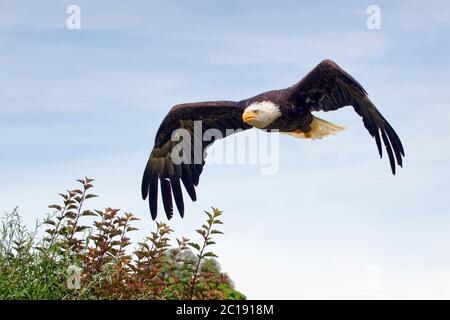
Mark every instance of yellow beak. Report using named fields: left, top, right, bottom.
left=242, top=111, right=256, bottom=123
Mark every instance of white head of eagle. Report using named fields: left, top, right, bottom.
left=242, top=100, right=282, bottom=128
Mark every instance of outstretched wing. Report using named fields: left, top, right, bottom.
left=142, top=101, right=250, bottom=220
left=289, top=59, right=404, bottom=174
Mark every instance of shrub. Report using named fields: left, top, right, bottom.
left=0, top=178, right=245, bottom=300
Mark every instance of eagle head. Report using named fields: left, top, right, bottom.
left=242, top=100, right=282, bottom=128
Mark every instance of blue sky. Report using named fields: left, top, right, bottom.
left=1, top=0, right=450, bottom=299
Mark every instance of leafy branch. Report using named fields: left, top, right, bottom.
left=188, top=208, right=224, bottom=300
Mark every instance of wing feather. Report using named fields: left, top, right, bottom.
left=142, top=101, right=250, bottom=219
left=149, top=170, right=158, bottom=220
left=170, top=176, right=184, bottom=217
left=290, top=59, right=404, bottom=174
left=160, top=178, right=173, bottom=220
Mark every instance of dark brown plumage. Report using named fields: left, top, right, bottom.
left=141, top=59, right=404, bottom=220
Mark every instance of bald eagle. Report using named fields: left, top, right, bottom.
left=142, top=60, right=404, bottom=219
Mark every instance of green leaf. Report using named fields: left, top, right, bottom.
left=81, top=210, right=97, bottom=216
left=44, top=219, right=56, bottom=226
left=188, top=242, right=201, bottom=251
left=204, top=211, right=213, bottom=220
left=196, top=229, right=206, bottom=237
left=212, top=208, right=223, bottom=217
left=75, top=226, right=89, bottom=232
left=210, top=230, right=224, bottom=234
left=58, top=193, right=68, bottom=200
left=203, top=252, right=218, bottom=258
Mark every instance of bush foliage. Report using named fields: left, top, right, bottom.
left=0, top=178, right=245, bottom=300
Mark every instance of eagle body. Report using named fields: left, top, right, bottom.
left=241, top=91, right=312, bottom=132
left=142, top=60, right=405, bottom=220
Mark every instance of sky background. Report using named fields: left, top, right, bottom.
left=1, top=0, right=450, bottom=299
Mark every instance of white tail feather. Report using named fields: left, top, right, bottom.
left=282, top=116, right=345, bottom=140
